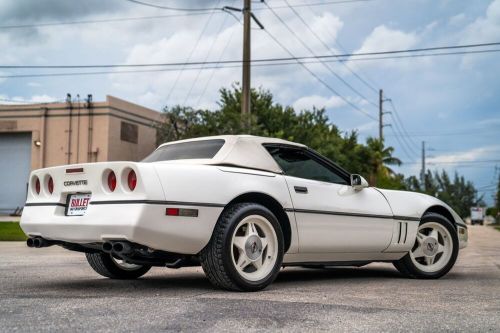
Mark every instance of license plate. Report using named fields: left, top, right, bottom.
left=66, top=193, right=92, bottom=216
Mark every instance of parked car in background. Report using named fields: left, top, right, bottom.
left=470, top=207, right=485, bottom=225
left=20, top=135, right=468, bottom=291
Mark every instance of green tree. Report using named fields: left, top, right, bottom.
left=490, top=174, right=500, bottom=223
left=407, top=170, right=479, bottom=218
left=365, top=138, right=402, bottom=186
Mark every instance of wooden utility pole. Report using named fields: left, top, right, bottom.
left=421, top=141, right=426, bottom=191
left=379, top=89, right=384, bottom=141
left=242, top=0, right=251, bottom=118
left=225, top=1, right=263, bottom=124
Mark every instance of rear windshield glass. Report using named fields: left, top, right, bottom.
left=142, top=139, right=225, bottom=162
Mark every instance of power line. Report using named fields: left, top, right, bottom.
left=122, top=0, right=219, bottom=12
left=3, top=49, right=500, bottom=79
left=3, top=42, right=499, bottom=69
left=340, top=48, right=500, bottom=62
left=0, top=12, right=214, bottom=29
left=388, top=100, right=419, bottom=148
left=182, top=0, right=227, bottom=106
left=302, top=2, right=379, bottom=93
left=255, top=0, right=377, bottom=10
left=428, top=160, right=500, bottom=165
left=261, top=3, right=376, bottom=121
left=389, top=114, right=420, bottom=159
left=402, top=159, right=500, bottom=165
left=387, top=125, right=415, bottom=161
left=196, top=11, right=240, bottom=106
left=386, top=101, right=420, bottom=158
left=124, top=0, right=375, bottom=12
left=282, top=0, right=378, bottom=107
left=0, top=0, right=377, bottom=30
left=165, top=3, right=222, bottom=103
left=387, top=115, right=419, bottom=159
left=386, top=128, right=499, bottom=137
left=2, top=49, right=500, bottom=79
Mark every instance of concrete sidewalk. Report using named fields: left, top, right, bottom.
left=0, top=215, right=20, bottom=222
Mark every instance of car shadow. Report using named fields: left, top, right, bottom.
left=27, top=271, right=213, bottom=296
left=23, top=264, right=411, bottom=296
left=276, top=265, right=401, bottom=284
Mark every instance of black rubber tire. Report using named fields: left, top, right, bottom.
left=200, top=202, right=284, bottom=291
left=393, top=212, right=459, bottom=279
left=85, top=252, right=151, bottom=279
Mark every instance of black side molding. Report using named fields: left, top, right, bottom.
left=25, top=200, right=225, bottom=208
left=89, top=200, right=225, bottom=208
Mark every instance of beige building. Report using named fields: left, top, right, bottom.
left=0, top=95, right=162, bottom=214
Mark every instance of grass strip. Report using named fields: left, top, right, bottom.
left=0, top=222, right=28, bottom=241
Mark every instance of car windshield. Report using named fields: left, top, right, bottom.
left=142, top=139, right=225, bottom=162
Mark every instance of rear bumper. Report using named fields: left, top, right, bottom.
left=20, top=202, right=224, bottom=255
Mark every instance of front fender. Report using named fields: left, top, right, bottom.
left=377, top=189, right=468, bottom=249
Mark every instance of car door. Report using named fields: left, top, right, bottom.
left=265, top=145, right=394, bottom=253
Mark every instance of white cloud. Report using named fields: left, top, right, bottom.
left=293, top=95, right=345, bottom=111
left=0, top=94, right=60, bottom=104
left=354, top=25, right=419, bottom=54
left=30, top=94, right=59, bottom=103
left=460, top=0, right=500, bottom=43
left=309, top=12, right=344, bottom=46
left=427, top=145, right=500, bottom=166
left=346, top=25, right=420, bottom=71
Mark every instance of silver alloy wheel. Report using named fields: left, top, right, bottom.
left=230, top=215, right=279, bottom=282
left=410, top=221, right=453, bottom=273
left=111, top=256, right=143, bottom=271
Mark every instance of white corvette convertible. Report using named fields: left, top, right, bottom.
left=21, top=135, right=468, bottom=291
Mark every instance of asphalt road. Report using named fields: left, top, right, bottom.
left=0, top=226, right=499, bottom=332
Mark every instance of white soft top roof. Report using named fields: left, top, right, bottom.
left=157, top=135, right=306, bottom=173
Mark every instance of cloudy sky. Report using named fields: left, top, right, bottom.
left=1, top=0, right=499, bottom=204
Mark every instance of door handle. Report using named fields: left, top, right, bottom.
left=294, top=186, right=308, bottom=194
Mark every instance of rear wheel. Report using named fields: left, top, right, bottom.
left=200, top=203, right=284, bottom=291
left=85, top=252, right=151, bottom=279
left=394, top=213, right=458, bottom=279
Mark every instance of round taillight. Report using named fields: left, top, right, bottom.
left=48, top=176, right=54, bottom=194
left=127, top=170, right=137, bottom=191
left=107, top=171, right=117, bottom=192
left=35, top=177, right=41, bottom=195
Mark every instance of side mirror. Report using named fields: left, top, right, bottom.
left=350, top=174, right=369, bottom=190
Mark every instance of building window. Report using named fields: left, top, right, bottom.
left=120, top=121, right=138, bottom=144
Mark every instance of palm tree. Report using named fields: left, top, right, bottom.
left=366, top=138, right=402, bottom=186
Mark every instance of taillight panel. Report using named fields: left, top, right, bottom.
left=102, top=167, right=139, bottom=194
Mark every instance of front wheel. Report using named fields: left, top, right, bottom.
left=85, top=252, right=151, bottom=279
left=394, top=212, right=459, bottom=279
left=200, top=203, right=284, bottom=291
